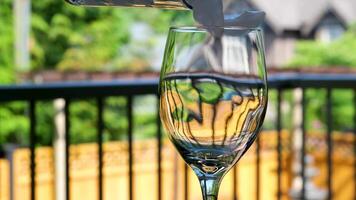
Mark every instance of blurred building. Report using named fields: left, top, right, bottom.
left=248, top=0, right=356, bottom=67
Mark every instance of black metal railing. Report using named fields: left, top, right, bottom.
left=269, top=74, right=356, bottom=200
left=0, top=73, right=355, bottom=200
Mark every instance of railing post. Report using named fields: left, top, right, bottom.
left=54, top=99, right=66, bottom=200
left=29, top=100, right=36, bottom=200
left=4, top=144, right=17, bottom=200
left=184, top=164, right=189, bottom=200
left=127, top=96, right=134, bottom=200
left=326, top=89, right=333, bottom=200
left=290, top=88, right=304, bottom=199
left=172, top=152, right=179, bottom=200
left=256, top=136, right=261, bottom=200
left=64, top=99, right=71, bottom=200
left=97, top=98, right=104, bottom=200
left=233, top=166, right=238, bottom=200
left=276, top=89, right=282, bottom=200
left=156, top=95, right=162, bottom=200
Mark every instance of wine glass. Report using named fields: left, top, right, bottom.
left=159, top=26, right=268, bottom=200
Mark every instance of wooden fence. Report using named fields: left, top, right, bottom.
left=0, top=131, right=354, bottom=200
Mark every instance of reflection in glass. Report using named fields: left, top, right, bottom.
left=159, top=27, right=268, bottom=200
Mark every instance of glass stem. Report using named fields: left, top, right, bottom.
left=199, top=176, right=222, bottom=200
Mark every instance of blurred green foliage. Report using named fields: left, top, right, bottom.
left=33, top=4, right=193, bottom=71
left=301, top=89, right=354, bottom=132
left=1, top=1, right=194, bottom=72
left=0, top=1, right=192, bottom=147
left=0, top=2, right=25, bottom=148
left=0, top=0, right=15, bottom=84
left=0, top=102, right=29, bottom=146
left=288, top=26, right=356, bottom=131
left=0, top=0, right=14, bottom=70
left=289, top=25, right=356, bottom=67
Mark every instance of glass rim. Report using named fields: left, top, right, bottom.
left=169, top=26, right=261, bottom=33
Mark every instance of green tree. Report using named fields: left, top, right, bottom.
left=0, top=0, right=15, bottom=84
left=1, top=1, right=193, bottom=72
left=289, top=25, right=356, bottom=67
left=0, top=1, right=194, bottom=146
left=30, top=4, right=193, bottom=71
left=289, top=26, right=356, bottom=130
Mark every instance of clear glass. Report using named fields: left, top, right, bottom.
left=159, top=26, right=268, bottom=200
